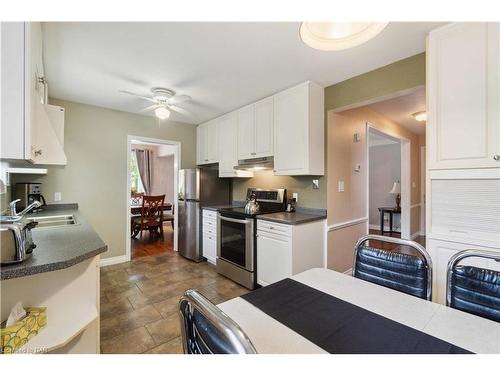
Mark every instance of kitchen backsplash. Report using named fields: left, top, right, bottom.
left=232, top=170, right=326, bottom=209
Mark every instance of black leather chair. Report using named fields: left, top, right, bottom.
left=446, top=249, right=500, bottom=323
left=353, top=235, right=432, bottom=300
left=178, top=289, right=257, bottom=354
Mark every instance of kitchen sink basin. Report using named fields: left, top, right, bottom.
left=27, top=214, right=77, bottom=229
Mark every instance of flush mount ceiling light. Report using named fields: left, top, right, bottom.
left=155, top=106, right=171, bottom=120
left=300, top=22, right=388, bottom=51
left=412, top=111, right=427, bottom=122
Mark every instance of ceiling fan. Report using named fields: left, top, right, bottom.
left=119, top=87, right=191, bottom=120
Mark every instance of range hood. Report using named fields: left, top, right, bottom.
left=234, top=157, right=274, bottom=171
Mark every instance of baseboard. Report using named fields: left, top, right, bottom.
left=100, top=255, right=129, bottom=267
left=369, top=224, right=401, bottom=232
left=344, top=268, right=353, bottom=276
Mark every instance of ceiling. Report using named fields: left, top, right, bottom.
left=42, top=22, right=443, bottom=125
left=367, top=87, right=426, bottom=135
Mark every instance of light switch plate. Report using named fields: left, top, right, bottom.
left=338, top=181, right=345, bottom=192
left=292, top=192, right=298, bottom=202
left=312, top=179, right=319, bottom=189
left=54, top=192, right=62, bottom=202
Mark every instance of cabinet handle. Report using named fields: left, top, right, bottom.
left=251, top=152, right=256, bottom=155
left=270, top=226, right=275, bottom=230
left=34, top=149, right=43, bottom=157
left=494, top=155, right=500, bottom=161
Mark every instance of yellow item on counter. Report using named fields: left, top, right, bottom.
left=0, top=307, right=47, bottom=354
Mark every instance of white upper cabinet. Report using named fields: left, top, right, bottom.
left=237, top=104, right=256, bottom=159
left=237, top=96, right=274, bottom=160
left=0, top=22, right=66, bottom=165
left=273, top=81, right=324, bottom=176
left=254, top=96, right=274, bottom=157
left=196, top=120, right=218, bottom=165
left=218, top=113, right=253, bottom=178
left=427, top=23, right=500, bottom=170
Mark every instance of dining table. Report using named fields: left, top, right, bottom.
left=218, top=268, right=500, bottom=354
left=130, top=202, right=172, bottom=215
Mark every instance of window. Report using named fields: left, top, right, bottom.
left=130, top=152, right=145, bottom=194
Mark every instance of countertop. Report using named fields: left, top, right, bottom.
left=257, top=209, right=327, bottom=225
left=202, top=202, right=246, bottom=212
left=0, top=205, right=107, bottom=280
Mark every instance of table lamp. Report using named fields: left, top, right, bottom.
left=389, top=181, right=401, bottom=211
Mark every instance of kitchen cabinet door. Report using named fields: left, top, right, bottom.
left=237, top=104, right=256, bottom=160
left=218, top=113, right=253, bottom=177
left=206, top=120, right=218, bottom=163
left=257, top=231, right=292, bottom=286
left=427, top=23, right=500, bottom=169
left=196, top=123, right=207, bottom=164
left=0, top=22, right=25, bottom=159
left=274, top=83, right=308, bottom=174
left=254, top=96, right=274, bottom=157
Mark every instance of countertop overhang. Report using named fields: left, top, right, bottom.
left=1, top=206, right=107, bottom=280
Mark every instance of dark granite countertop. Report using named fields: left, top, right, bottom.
left=257, top=208, right=327, bottom=225
left=0, top=205, right=107, bottom=280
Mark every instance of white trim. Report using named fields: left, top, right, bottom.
left=100, top=255, right=129, bottom=267
left=366, top=123, right=411, bottom=240
left=343, top=268, right=353, bottom=275
left=420, top=146, right=426, bottom=236
left=126, top=135, right=181, bottom=262
left=328, top=217, right=368, bottom=232
left=368, top=224, right=401, bottom=232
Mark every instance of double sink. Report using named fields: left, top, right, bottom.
left=27, top=214, right=77, bottom=229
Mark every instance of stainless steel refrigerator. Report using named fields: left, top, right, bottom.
left=178, top=168, right=232, bottom=261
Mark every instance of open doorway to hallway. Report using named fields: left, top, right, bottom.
left=326, top=86, right=426, bottom=272
left=126, top=136, right=180, bottom=260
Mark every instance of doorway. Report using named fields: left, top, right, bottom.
left=126, top=135, right=180, bottom=261
left=367, top=125, right=410, bottom=239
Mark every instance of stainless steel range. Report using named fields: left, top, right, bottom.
left=216, top=188, right=286, bottom=289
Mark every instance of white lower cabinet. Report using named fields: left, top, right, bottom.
left=427, top=238, right=500, bottom=305
left=202, top=209, right=217, bottom=265
left=256, top=219, right=325, bottom=287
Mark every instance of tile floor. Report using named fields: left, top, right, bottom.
left=100, top=251, right=249, bottom=354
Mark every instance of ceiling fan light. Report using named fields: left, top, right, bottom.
left=300, top=22, right=388, bottom=51
left=412, top=111, right=427, bottom=122
left=155, top=106, right=170, bottom=120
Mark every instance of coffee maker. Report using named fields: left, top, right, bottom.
left=14, top=183, right=47, bottom=211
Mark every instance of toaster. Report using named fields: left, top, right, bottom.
left=0, top=218, right=37, bottom=265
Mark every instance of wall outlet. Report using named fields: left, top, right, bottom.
left=54, top=192, right=62, bottom=202
left=292, top=192, right=298, bottom=202
left=312, top=179, right=319, bottom=189
left=338, top=181, right=345, bottom=192
left=354, top=164, right=361, bottom=172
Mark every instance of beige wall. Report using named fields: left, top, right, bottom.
left=232, top=170, right=325, bottom=208
left=327, top=107, right=422, bottom=272
left=12, top=99, right=196, bottom=259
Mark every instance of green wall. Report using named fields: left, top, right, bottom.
left=325, top=53, right=426, bottom=111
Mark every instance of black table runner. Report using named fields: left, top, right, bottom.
left=241, top=278, right=472, bottom=354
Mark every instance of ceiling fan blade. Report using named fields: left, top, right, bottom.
left=168, top=105, right=191, bottom=116
left=139, top=104, right=160, bottom=113
left=119, top=90, right=157, bottom=103
left=167, top=94, right=192, bottom=105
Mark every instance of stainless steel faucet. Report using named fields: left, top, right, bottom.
left=9, top=199, right=42, bottom=217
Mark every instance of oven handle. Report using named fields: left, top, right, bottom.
left=219, top=215, right=251, bottom=225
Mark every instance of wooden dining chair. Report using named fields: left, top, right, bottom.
left=131, top=194, right=165, bottom=239
left=162, top=204, right=175, bottom=229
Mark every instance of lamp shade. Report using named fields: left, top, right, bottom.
left=388, top=181, right=401, bottom=194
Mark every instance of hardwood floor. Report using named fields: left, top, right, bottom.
left=368, top=229, right=426, bottom=256
left=100, top=250, right=249, bottom=354
left=131, top=223, right=173, bottom=259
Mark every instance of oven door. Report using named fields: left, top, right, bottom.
left=217, top=214, right=254, bottom=272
